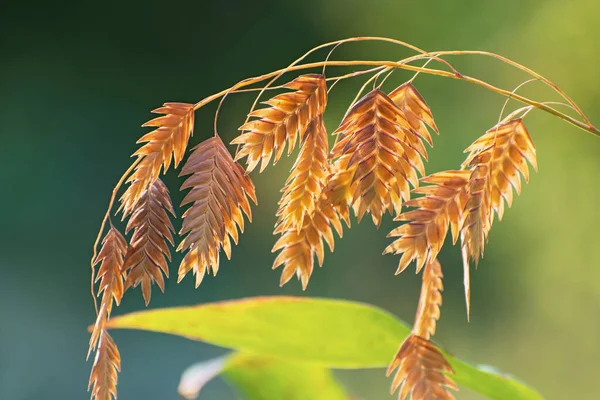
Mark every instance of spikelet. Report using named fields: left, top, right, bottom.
left=389, top=82, right=438, bottom=147
left=384, top=171, right=470, bottom=274
left=460, top=165, right=491, bottom=267
left=463, top=118, right=538, bottom=223
left=121, top=179, right=175, bottom=306
left=272, top=107, right=344, bottom=288
left=120, top=102, right=195, bottom=216
left=276, top=116, right=329, bottom=232
left=460, top=118, right=537, bottom=315
left=89, top=330, right=121, bottom=400
left=177, top=136, right=257, bottom=287
left=325, top=88, right=428, bottom=226
left=387, top=334, right=457, bottom=400
left=413, top=259, right=445, bottom=340
left=89, top=226, right=127, bottom=355
left=272, top=199, right=343, bottom=289
left=387, top=260, right=456, bottom=400
left=233, top=74, right=327, bottom=172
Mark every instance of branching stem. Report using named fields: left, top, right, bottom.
left=91, top=37, right=600, bottom=315
left=193, top=58, right=599, bottom=137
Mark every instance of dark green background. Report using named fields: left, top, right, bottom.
left=1, top=0, right=599, bottom=399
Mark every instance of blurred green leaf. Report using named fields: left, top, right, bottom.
left=178, top=353, right=349, bottom=400
left=107, top=296, right=543, bottom=400
left=224, top=354, right=349, bottom=400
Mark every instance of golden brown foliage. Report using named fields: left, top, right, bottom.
left=271, top=96, right=345, bottom=288
left=122, top=179, right=175, bottom=305
left=387, top=334, right=457, bottom=400
left=389, top=82, right=438, bottom=146
left=276, top=117, right=329, bottom=232
left=89, top=330, right=121, bottom=400
left=463, top=118, right=538, bottom=223
left=413, top=259, right=445, bottom=340
left=460, top=165, right=490, bottom=267
left=387, top=260, right=456, bottom=400
left=89, top=227, right=127, bottom=354
left=272, top=198, right=344, bottom=289
left=177, top=136, right=257, bottom=287
left=325, top=88, right=428, bottom=226
left=460, top=119, right=537, bottom=313
left=233, top=74, right=327, bottom=172
left=384, top=171, right=470, bottom=274
left=120, top=102, right=195, bottom=216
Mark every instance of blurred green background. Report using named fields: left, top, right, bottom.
left=1, top=0, right=599, bottom=399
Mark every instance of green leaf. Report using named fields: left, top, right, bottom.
left=177, top=353, right=349, bottom=400
left=224, top=354, right=349, bottom=400
left=107, top=296, right=543, bottom=400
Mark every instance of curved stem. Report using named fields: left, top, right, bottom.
left=498, top=78, right=539, bottom=125
left=327, top=66, right=388, bottom=93
left=193, top=59, right=599, bottom=137
left=433, top=50, right=591, bottom=128
left=237, top=37, right=460, bottom=130
left=89, top=157, right=142, bottom=314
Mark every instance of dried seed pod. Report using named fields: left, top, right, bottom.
left=460, top=118, right=537, bottom=315
left=387, top=334, right=457, bottom=400
left=387, top=260, right=456, bottom=400
left=325, top=89, right=428, bottom=226
left=89, top=226, right=127, bottom=354
left=233, top=74, right=327, bottom=172
left=120, top=103, right=195, bottom=216
left=122, top=179, right=175, bottom=305
left=89, top=330, right=121, bottom=400
left=276, top=116, right=329, bottom=232
left=177, top=136, right=257, bottom=287
left=385, top=171, right=470, bottom=274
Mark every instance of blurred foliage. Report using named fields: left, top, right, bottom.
left=108, top=297, right=543, bottom=399
left=222, top=354, right=349, bottom=400
left=178, top=353, right=349, bottom=400
left=0, top=0, right=598, bottom=399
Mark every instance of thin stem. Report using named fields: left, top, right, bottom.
left=322, top=42, right=344, bottom=76
left=90, top=157, right=142, bottom=314
left=408, top=57, right=435, bottom=84
left=498, top=78, right=539, bottom=125
left=193, top=59, right=599, bottom=137
left=431, top=50, right=591, bottom=127
left=327, top=66, right=387, bottom=94
left=239, top=37, right=460, bottom=129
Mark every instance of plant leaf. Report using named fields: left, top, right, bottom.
left=178, top=353, right=349, bottom=400
left=106, top=296, right=543, bottom=400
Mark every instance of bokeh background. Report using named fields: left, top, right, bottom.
left=1, top=0, right=599, bottom=399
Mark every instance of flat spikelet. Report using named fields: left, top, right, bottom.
left=89, top=227, right=127, bottom=354
left=120, top=102, right=195, bottom=216
left=272, top=200, right=343, bottom=289
left=460, top=165, right=491, bottom=269
left=233, top=74, right=327, bottom=172
left=325, top=89, right=428, bottom=226
left=460, top=119, right=537, bottom=314
left=463, top=118, right=538, bottom=222
left=122, top=179, right=175, bottom=306
left=276, top=117, right=329, bottom=232
left=177, top=136, right=257, bottom=287
left=387, top=334, right=457, bottom=400
left=413, top=259, right=445, bottom=340
left=389, top=82, right=438, bottom=146
left=272, top=110, right=344, bottom=288
left=387, top=260, right=456, bottom=400
left=89, top=330, right=121, bottom=400
left=384, top=171, right=470, bottom=274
